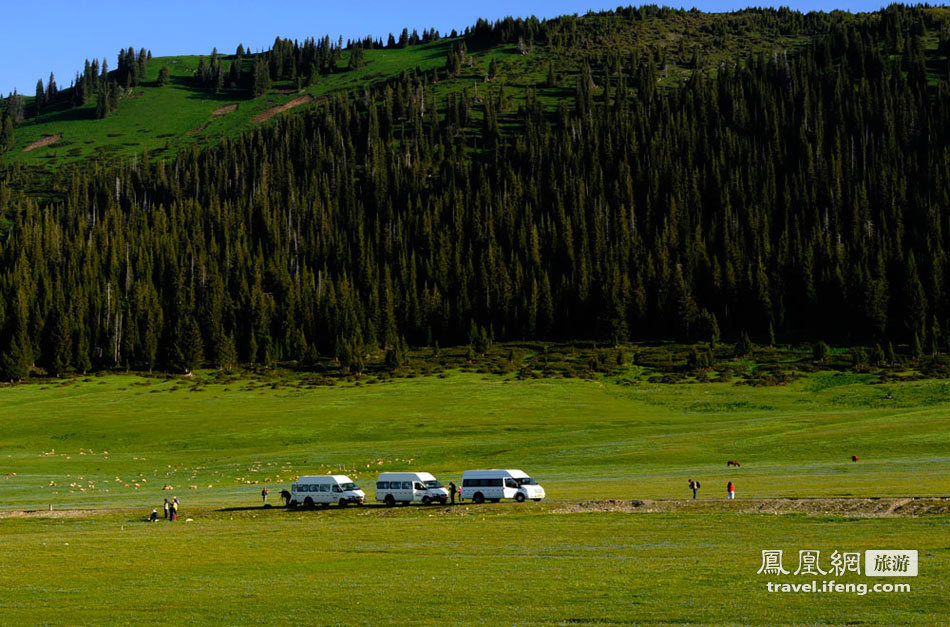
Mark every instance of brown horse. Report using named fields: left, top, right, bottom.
left=726, top=460, right=741, bottom=467
left=851, top=455, right=859, bottom=462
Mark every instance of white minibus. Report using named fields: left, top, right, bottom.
left=290, top=475, right=365, bottom=507
left=460, top=469, right=545, bottom=503
left=375, top=472, right=449, bottom=506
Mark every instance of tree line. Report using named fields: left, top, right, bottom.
left=1, top=6, right=949, bottom=378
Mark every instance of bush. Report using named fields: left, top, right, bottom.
left=812, top=341, right=830, bottom=361
left=734, top=333, right=753, bottom=358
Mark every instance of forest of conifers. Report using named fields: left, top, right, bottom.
left=0, top=5, right=949, bottom=377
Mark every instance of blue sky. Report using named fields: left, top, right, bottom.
left=0, top=0, right=897, bottom=95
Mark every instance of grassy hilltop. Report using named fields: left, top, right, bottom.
left=3, top=6, right=897, bottom=169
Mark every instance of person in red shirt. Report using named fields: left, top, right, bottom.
left=727, top=481, right=735, bottom=500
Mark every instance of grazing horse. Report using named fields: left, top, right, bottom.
left=726, top=460, right=741, bottom=467
left=851, top=455, right=859, bottom=462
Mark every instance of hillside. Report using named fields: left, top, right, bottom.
left=1, top=5, right=950, bottom=379
left=2, top=7, right=865, bottom=169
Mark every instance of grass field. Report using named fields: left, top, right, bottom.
left=0, top=369, right=947, bottom=623
left=1, top=505, right=947, bottom=624
left=1, top=370, right=949, bottom=510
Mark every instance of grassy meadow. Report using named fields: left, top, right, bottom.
left=1, top=505, right=947, bottom=625
left=0, top=367, right=947, bottom=623
left=0, top=369, right=948, bottom=510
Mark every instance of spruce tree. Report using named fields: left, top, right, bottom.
left=0, top=113, right=14, bottom=153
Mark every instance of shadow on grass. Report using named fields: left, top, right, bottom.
left=216, top=503, right=460, bottom=513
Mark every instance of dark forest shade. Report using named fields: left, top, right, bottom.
left=0, top=5, right=949, bottom=376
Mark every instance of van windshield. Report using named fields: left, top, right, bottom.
left=340, top=482, right=359, bottom=491
left=516, top=477, right=537, bottom=486
left=423, top=480, right=443, bottom=489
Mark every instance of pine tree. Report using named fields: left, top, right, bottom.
left=216, top=333, right=237, bottom=372
left=42, top=307, right=72, bottom=377
left=183, top=318, right=204, bottom=372
left=157, top=66, right=170, bottom=87
left=0, top=113, right=14, bottom=153
left=734, top=333, right=753, bottom=358
left=251, top=56, right=271, bottom=97
left=34, top=78, right=45, bottom=116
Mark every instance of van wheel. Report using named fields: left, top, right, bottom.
left=304, top=497, right=314, bottom=508
left=422, top=496, right=431, bottom=505
left=385, top=494, right=395, bottom=507
left=339, top=499, right=348, bottom=508
left=473, top=492, right=485, bottom=504
left=515, top=493, right=526, bottom=503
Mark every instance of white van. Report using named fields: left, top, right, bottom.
left=461, top=469, right=545, bottom=503
left=290, top=475, right=365, bottom=508
left=376, top=472, right=450, bottom=506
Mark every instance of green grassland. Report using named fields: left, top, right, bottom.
left=1, top=506, right=946, bottom=624
left=1, top=367, right=948, bottom=623
left=1, top=369, right=948, bottom=510
left=1, top=7, right=853, bottom=171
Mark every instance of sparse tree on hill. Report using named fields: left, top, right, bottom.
left=348, top=45, right=365, bottom=71
left=251, top=56, right=270, bottom=97
left=6, top=91, right=25, bottom=124
left=34, top=78, right=45, bottom=116
left=157, top=65, right=170, bottom=87
left=0, top=113, right=14, bottom=153
left=46, top=72, right=57, bottom=102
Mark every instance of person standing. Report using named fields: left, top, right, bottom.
left=261, top=486, right=269, bottom=506
left=689, top=479, right=700, bottom=499
left=448, top=482, right=456, bottom=505
left=727, top=481, right=735, bottom=500
left=172, top=496, right=180, bottom=520
left=163, top=498, right=170, bottom=519
left=457, top=485, right=462, bottom=504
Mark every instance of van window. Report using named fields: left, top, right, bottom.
left=414, top=482, right=424, bottom=490
left=402, top=481, right=412, bottom=489
left=332, top=485, right=342, bottom=493
left=320, top=484, right=330, bottom=492
left=462, top=479, right=472, bottom=487
left=377, top=481, right=388, bottom=489
left=489, top=478, right=503, bottom=487
left=505, top=478, right=519, bottom=489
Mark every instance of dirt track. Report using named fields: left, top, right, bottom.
left=22, top=133, right=62, bottom=152
left=553, top=497, right=950, bottom=517
left=213, top=104, right=238, bottom=116
left=252, top=94, right=314, bottom=123
left=4, top=497, right=948, bottom=520
left=0, top=508, right=90, bottom=519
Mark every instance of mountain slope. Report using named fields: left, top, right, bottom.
left=1, top=6, right=882, bottom=170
